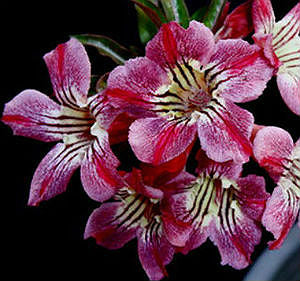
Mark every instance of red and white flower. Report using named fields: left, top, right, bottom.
left=252, top=0, right=300, bottom=115
left=163, top=151, right=269, bottom=269
left=107, top=21, right=273, bottom=165
left=253, top=126, right=300, bottom=249
left=2, top=38, right=123, bottom=205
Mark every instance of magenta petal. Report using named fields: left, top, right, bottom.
left=206, top=39, right=273, bottom=103
left=277, top=71, right=300, bottom=116
left=252, top=0, right=275, bottom=34
left=146, top=21, right=215, bottom=69
left=262, top=186, right=300, bottom=249
left=197, top=100, right=254, bottom=163
left=253, top=126, right=294, bottom=181
left=129, top=117, right=197, bottom=165
left=44, top=38, right=91, bottom=107
left=28, top=142, right=84, bottom=206
left=2, top=90, right=64, bottom=142
left=137, top=222, right=175, bottom=280
left=80, top=132, right=123, bottom=202
left=84, top=202, right=138, bottom=249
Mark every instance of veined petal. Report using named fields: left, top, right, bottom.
left=44, top=38, right=91, bottom=108
left=252, top=0, right=275, bottom=34
left=129, top=117, right=197, bottom=165
left=197, top=100, right=254, bottom=163
left=80, top=128, right=123, bottom=202
left=137, top=218, right=175, bottom=281
left=215, top=0, right=253, bottom=40
left=146, top=21, right=215, bottom=69
left=253, top=126, right=294, bottom=181
left=84, top=201, right=140, bottom=249
left=28, top=142, right=87, bottom=206
left=204, top=39, right=273, bottom=103
left=262, top=186, right=300, bottom=249
left=272, top=2, right=300, bottom=52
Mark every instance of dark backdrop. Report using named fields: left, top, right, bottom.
left=2, top=1, right=299, bottom=280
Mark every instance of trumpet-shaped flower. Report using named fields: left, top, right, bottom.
left=163, top=151, right=269, bottom=269
left=2, top=38, right=123, bottom=205
left=107, top=21, right=273, bottom=165
left=252, top=0, right=300, bottom=115
left=253, top=126, right=300, bottom=249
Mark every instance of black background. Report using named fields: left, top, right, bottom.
left=2, top=0, right=299, bottom=280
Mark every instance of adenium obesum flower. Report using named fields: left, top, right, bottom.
left=252, top=0, right=300, bottom=115
left=84, top=168, right=180, bottom=281
left=253, top=126, right=300, bottom=249
left=107, top=20, right=273, bottom=166
left=2, top=38, right=123, bottom=205
left=163, top=150, right=269, bottom=269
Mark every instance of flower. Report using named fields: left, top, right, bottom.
left=2, top=38, right=123, bottom=205
left=107, top=21, right=273, bottom=165
left=253, top=126, right=300, bottom=249
left=252, top=0, right=300, bottom=115
left=163, top=150, right=269, bottom=269
left=84, top=168, right=177, bottom=281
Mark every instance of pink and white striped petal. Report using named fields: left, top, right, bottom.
left=146, top=21, right=215, bottom=69
left=129, top=117, right=197, bottom=165
left=197, top=100, right=254, bottom=163
left=205, top=39, right=273, bottom=103
left=262, top=186, right=300, bottom=249
left=44, top=38, right=91, bottom=108
left=253, top=126, right=294, bottom=181
left=80, top=129, right=123, bottom=202
left=84, top=202, right=139, bottom=249
left=28, top=142, right=87, bottom=206
left=252, top=0, right=275, bottom=34
left=137, top=219, right=175, bottom=281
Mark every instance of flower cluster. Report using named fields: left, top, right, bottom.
left=3, top=0, right=299, bottom=280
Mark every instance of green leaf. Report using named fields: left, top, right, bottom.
left=135, top=5, right=159, bottom=44
left=160, top=0, right=190, bottom=28
left=202, top=0, right=227, bottom=29
left=131, top=0, right=167, bottom=27
left=72, top=34, right=133, bottom=65
left=191, top=6, right=207, bottom=21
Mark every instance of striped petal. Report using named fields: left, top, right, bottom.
left=204, top=39, right=273, bottom=103
left=252, top=0, right=275, bottom=34
left=197, top=100, right=254, bottom=163
left=28, top=141, right=88, bottom=206
left=44, top=38, right=91, bottom=108
left=262, top=186, right=300, bottom=249
left=146, top=21, right=215, bottom=69
left=80, top=127, right=123, bottom=202
left=137, top=218, right=175, bottom=281
left=129, top=117, right=197, bottom=165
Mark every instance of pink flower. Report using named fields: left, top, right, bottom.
left=252, top=0, right=300, bottom=115
left=253, top=126, right=300, bottom=249
left=163, top=151, right=269, bottom=269
left=84, top=168, right=177, bottom=281
left=2, top=38, right=123, bottom=206
left=107, top=21, right=273, bottom=165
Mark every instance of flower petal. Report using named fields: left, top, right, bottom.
left=197, top=100, right=254, bottom=163
left=252, top=0, right=275, bottom=34
left=137, top=219, right=175, bottom=281
left=205, top=39, right=273, bottom=103
left=262, top=186, right=300, bottom=249
left=84, top=202, right=139, bottom=249
left=44, top=38, right=91, bottom=108
left=80, top=128, right=123, bottom=202
left=272, top=2, right=300, bottom=53
left=253, top=126, right=294, bottom=181
left=146, top=21, right=215, bottom=69
left=215, top=0, right=253, bottom=40
left=28, top=142, right=87, bottom=206
left=129, top=117, right=197, bottom=165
